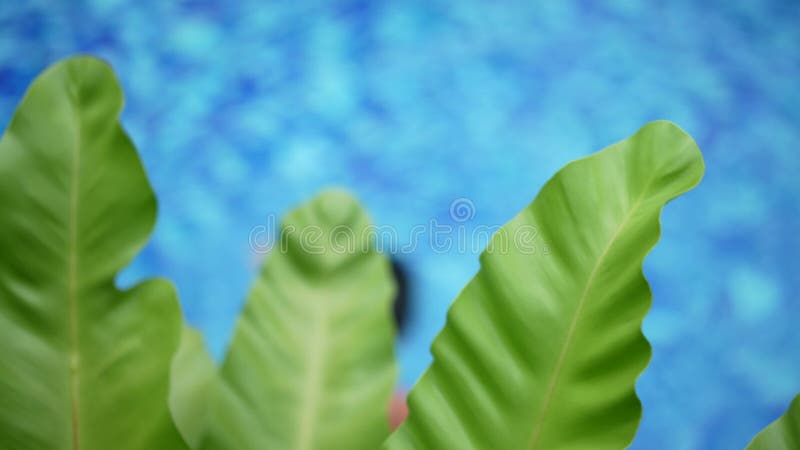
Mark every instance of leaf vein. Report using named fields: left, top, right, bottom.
left=527, top=185, right=650, bottom=449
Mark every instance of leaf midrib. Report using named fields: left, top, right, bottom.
left=67, top=81, right=82, bottom=450
left=527, top=185, right=651, bottom=449
left=297, top=293, right=329, bottom=450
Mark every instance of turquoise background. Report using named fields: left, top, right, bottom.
left=1, top=1, right=798, bottom=448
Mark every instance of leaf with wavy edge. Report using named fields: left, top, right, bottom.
left=747, top=394, right=800, bottom=450
left=0, top=56, right=188, bottom=449
left=385, top=121, right=704, bottom=450
left=172, top=190, right=398, bottom=450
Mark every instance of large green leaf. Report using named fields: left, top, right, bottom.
left=385, top=121, right=704, bottom=450
left=0, top=56, right=188, bottom=449
left=747, top=394, right=800, bottom=450
left=175, top=190, right=398, bottom=450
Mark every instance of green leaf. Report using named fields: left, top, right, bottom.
left=385, top=121, right=704, bottom=450
left=170, top=327, right=216, bottom=449
left=180, top=190, right=398, bottom=450
left=747, top=394, right=800, bottom=450
left=0, top=56, right=188, bottom=449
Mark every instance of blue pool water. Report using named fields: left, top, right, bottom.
left=1, top=1, right=799, bottom=448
